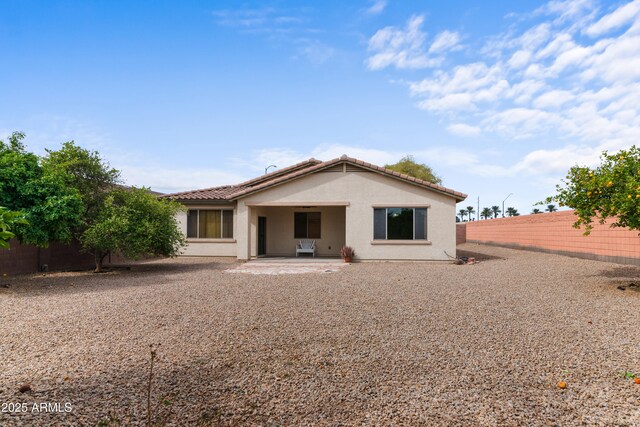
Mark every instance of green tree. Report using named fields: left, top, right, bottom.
left=466, top=206, right=475, bottom=221
left=0, top=132, right=83, bottom=246
left=551, top=145, right=640, bottom=235
left=458, top=209, right=467, bottom=222
left=491, top=205, right=501, bottom=219
left=531, top=208, right=542, bottom=214
left=384, top=155, right=442, bottom=184
left=480, top=207, right=492, bottom=219
left=546, top=204, right=558, bottom=212
left=0, top=207, right=27, bottom=249
left=506, top=207, right=520, bottom=217
left=42, top=141, right=120, bottom=223
left=83, top=188, right=186, bottom=272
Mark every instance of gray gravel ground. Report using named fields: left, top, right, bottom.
left=1, top=243, right=640, bottom=426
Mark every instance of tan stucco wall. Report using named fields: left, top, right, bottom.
left=176, top=205, right=237, bottom=257
left=253, top=206, right=345, bottom=257
left=236, top=170, right=458, bottom=260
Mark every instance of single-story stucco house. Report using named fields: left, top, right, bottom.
left=163, top=155, right=467, bottom=261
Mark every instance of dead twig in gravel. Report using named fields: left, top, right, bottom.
left=147, top=343, right=160, bottom=427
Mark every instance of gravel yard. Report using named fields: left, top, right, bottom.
left=1, top=243, right=640, bottom=426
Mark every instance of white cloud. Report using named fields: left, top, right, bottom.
left=429, top=30, right=462, bottom=53
left=536, top=0, right=598, bottom=28
left=119, top=166, right=247, bottom=194
left=507, top=49, right=533, bottom=68
left=367, top=15, right=441, bottom=70
left=446, top=123, right=482, bottom=137
left=365, top=0, right=387, bottom=15
left=533, top=89, right=574, bottom=108
left=511, top=144, right=603, bottom=174
left=365, top=15, right=463, bottom=70
left=415, top=147, right=479, bottom=167
left=410, top=62, right=509, bottom=111
left=580, top=33, right=640, bottom=83
left=376, top=0, right=640, bottom=183
left=483, top=108, right=567, bottom=139
left=585, top=0, right=640, bottom=36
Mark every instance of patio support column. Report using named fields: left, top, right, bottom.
left=236, top=200, right=250, bottom=260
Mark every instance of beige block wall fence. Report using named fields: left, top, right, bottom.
left=457, top=210, right=640, bottom=265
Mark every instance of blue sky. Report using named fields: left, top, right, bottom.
left=2, top=0, right=640, bottom=215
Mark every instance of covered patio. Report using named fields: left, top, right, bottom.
left=246, top=203, right=347, bottom=259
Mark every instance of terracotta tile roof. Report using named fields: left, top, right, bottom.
left=162, top=155, right=467, bottom=202
left=161, top=185, right=245, bottom=201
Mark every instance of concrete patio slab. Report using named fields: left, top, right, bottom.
left=227, top=258, right=348, bottom=274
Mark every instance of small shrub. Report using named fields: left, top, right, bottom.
left=340, top=246, right=355, bottom=260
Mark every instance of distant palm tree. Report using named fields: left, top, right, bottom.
left=531, top=208, right=542, bottom=214
left=491, top=205, right=501, bottom=219
left=458, top=209, right=467, bottom=222
left=506, top=207, right=519, bottom=217
left=480, top=207, right=492, bottom=219
left=546, top=204, right=558, bottom=212
left=466, top=206, right=475, bottom=221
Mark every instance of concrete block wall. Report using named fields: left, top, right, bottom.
left=460, top=210, right=640, bottom=265
left=456, top=223, right=466, bottom=245
left=0, top=239, right=97, bottom=276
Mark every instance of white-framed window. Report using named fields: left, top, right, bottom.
left=187, top=209, right=233, bottom=238
left=373, top=207, right=427, bottom=240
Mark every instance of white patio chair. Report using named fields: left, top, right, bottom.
left=296, top=239, right=316, bottom=257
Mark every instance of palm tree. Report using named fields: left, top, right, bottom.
left=546, top=204, right=557, bottom=212
left=531, top=208, right=542, bottom=214
left=506, top=207, right=519, bottom=217
left=480, top=207, right=492, bottom=219
left=491, top=205, right=501, bottom=219
left=458, top=209, right=467, bottom=222
left=466, top=206, right=475, bottom=221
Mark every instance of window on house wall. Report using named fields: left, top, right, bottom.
left=373, top=208, right=427, bottom=240
left=186, top=209, right=233, bottom=238
left=294, top=212, right=321, bottom=239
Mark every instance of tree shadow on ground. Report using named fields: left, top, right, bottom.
left=595, top=265, right=640, bottom=279
left=0, top=258, right=238, bottom=297
left=456, top=249, right=504, bottom=262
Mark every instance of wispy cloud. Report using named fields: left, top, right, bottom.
left=212, top=8, right=290, bottom=29
left=428, top=30, right=463, bottom=54
left=375, top=0, right=640, bottom=178
left=365, top=0, right=387, bottom=16
left=120, top=165, right=247, bottom=194
left=585, top=0, right=640, bottom=36
left=366, top=15, right=447, bottom=70
left=294, top=39, right=335, bottom=64
left=212, top=6, right=334, bottom=65
left=446, top=123, right=482, bottom=137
